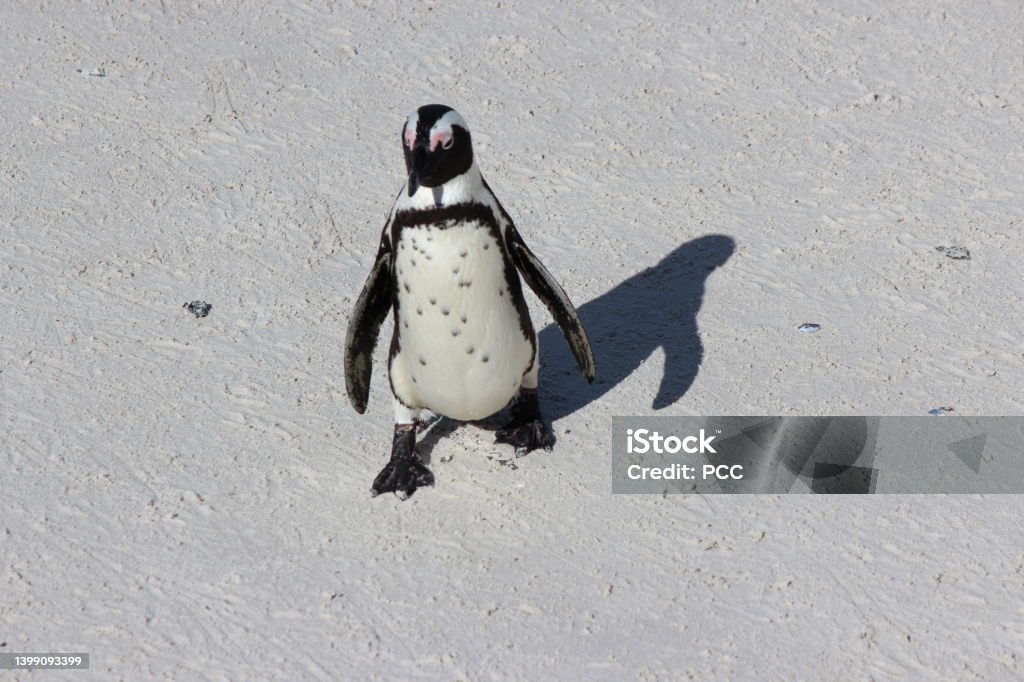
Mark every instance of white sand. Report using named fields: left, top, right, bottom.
left=2, top=2, right=1023, bottom=678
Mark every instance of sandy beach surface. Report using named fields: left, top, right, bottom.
left=3, top=2, right=1023, bottom=679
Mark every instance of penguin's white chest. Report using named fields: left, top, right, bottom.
left=390, top=220, right=534, bottom=420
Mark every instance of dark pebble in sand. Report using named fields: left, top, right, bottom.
left=184, top=300, right=212, bottom=318
left=935, top=245, right=971, bottom=260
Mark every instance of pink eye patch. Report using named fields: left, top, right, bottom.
left=404, top=125, right=417, bottom=150
left=429, top=130, right=453, bottom=151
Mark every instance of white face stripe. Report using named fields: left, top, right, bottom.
left=404, top=107, right=470, bottom=150
left=430, top=109, right=469, bottom=137
left=428, top=110, right=468, bottom=151
left=403, top=110, right=419, bottom=149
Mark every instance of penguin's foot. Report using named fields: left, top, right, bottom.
left=372, top=424, right=434, bottom=500
left=495, top=388, right=553, bottom=457
left=495, top=419, right=551, bottom=457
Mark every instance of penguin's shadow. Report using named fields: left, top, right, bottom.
left=539, top=234, right=735, bottom=422
left=415, top=233, right=735, bottom=462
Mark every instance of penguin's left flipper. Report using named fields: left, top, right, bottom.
left=344, top=239, right=393, bottom=414
left=506, top=227, right=596, bottom=384
left=495, top=388, right=554, bottom=457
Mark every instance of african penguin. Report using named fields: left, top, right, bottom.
left=344, top=104, right=596, bottom=499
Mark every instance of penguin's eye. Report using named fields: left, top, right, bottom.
left=441, top=136, right=454, bottom=150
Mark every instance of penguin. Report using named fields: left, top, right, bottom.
left=344, top=104, right=595, bottom=499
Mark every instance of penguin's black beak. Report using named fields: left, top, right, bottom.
left=407, top=146, right=427, bottom=197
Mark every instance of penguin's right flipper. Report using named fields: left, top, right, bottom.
left=344, top=241, right=393, bottom=414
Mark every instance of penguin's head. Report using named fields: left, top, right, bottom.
left=402, top=104, right=473, bottom=197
